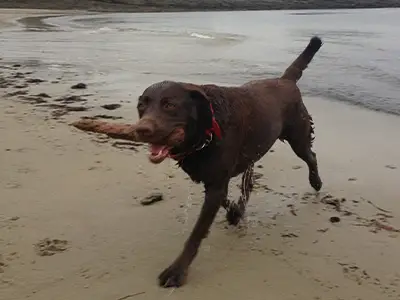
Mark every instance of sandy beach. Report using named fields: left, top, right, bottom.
left=1, top=9, right=400, bottom=300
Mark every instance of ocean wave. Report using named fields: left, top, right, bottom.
left=84, top=26, right=115, bottom=34
left=289, top=11, right=349, bottom=16
left=189, top=32, right=215, bottom=39
left=304, top=86, right=400, bottom=116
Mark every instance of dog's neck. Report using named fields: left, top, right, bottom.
left=169, top=101, right=222, bottom=163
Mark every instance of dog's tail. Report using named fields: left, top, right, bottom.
left=281, top=36, right=323, bottom=82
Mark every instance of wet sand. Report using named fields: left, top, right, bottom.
left=1, top=10, right=400, bottom=300
left=0, top=8, right=82, bottom=28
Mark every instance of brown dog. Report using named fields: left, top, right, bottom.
left=133, top=36, right=323, bottom=288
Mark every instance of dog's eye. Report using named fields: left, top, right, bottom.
left=162, top=101, right=176, bottom=111
left=137, top=102, right=146, bottom=111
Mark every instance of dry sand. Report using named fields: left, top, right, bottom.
left=1, top=10, right=400, bottom=300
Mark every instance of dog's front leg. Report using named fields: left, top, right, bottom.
left=158, top=181, right=228, bottom=288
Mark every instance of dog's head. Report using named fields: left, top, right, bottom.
left=133, top=81, right=216, bottom=164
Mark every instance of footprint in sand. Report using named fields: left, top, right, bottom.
left=34, top=238, right=69, bottom=257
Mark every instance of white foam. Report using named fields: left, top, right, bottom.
left=189, top=32, right=214, bottom=39
left=84, top=26, right=114, bottom=34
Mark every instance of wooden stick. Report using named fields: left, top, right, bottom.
left=70, top=119, right=138, bottom=141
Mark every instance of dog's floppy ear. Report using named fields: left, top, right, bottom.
left=181, top=83, right=213, bottom=131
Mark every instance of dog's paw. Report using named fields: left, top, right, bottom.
left=226, top=203, right=243, bottom=226
left=158, top=263, right=188, bottom=288
left=309, top=172, right=322, bottom=191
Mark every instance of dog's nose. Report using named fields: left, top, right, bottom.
left=134, top=123, right=154, bottom=139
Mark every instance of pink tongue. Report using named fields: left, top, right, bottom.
left=150, top=145, right=169, bottom=157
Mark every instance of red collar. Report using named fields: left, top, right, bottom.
left=205, top=102, right=222, bottom=139
left=169, top=102, right=222, bottom=161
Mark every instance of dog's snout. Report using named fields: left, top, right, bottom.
left=134, top=121, right=155, bottom=139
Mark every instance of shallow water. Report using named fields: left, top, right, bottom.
left=1, top=8, right=399, bottom=115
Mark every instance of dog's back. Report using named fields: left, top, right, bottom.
left=205, top=37, right=323, bottom=175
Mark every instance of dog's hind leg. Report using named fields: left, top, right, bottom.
left=285, top=103, right=322, bottom=191
left=226, top=164, right=254, bottom=225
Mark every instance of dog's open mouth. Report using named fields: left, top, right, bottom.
left=149, top=144, right=171, bottom=164
left=146, top=128, right=185, bottom=164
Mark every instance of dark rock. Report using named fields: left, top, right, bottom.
left=71, top=83, right=87, bottom=89
left=14, top=84, right=29, bottom=89
left=55, top=95, right=86, bottom=103
left=19, top=95, right=48, bottom=104
left=140, top=193, right=164, bottom=206
left=93, top=114, right=123, bottom=120
left=6, top=90, right=28, bottom=97
left=281, top=232, right=299, bottom=238
left=101, top=103, right=122, bottom=110
left=26, top=78, right=45, bottom=84
left=13, top=72, right=25, bottom=78
left=35, top=93, right=51, bottom=98
left=65, top=106, right=88, bottom=112
left=329, top=216, right=341, bottom=223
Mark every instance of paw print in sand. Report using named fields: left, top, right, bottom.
left=34, top=238, right=69, bottom=257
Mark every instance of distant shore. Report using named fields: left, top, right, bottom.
left=0, top=0, right=399, bottom=12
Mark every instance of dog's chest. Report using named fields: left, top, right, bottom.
left=179, top=156, right=209, bottom=183
left=178, top=148, right=225, bottom=184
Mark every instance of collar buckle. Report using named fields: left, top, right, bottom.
left=195, top=133, right=213, bottom=151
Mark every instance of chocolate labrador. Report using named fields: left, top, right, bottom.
left=133, top=36, right=323, bottom=288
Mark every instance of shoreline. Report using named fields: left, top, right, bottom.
left=0, top=8, right=84, bottom=29
left=0, top=2, right=399, bottom=13
left=1, top=8, right=398, bottom=118
left=1, top=10, right=399, bottom=120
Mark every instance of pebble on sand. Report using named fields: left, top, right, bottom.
left=71, top=83, right=87, bottom=89
left=101, top=103, right=122, bottom=111
left=330, top=216, right=341, bottom=223
left=140, top=193, right=164, bottom=206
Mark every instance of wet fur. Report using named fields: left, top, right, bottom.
left=133, top=36, right=324, bottom=288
